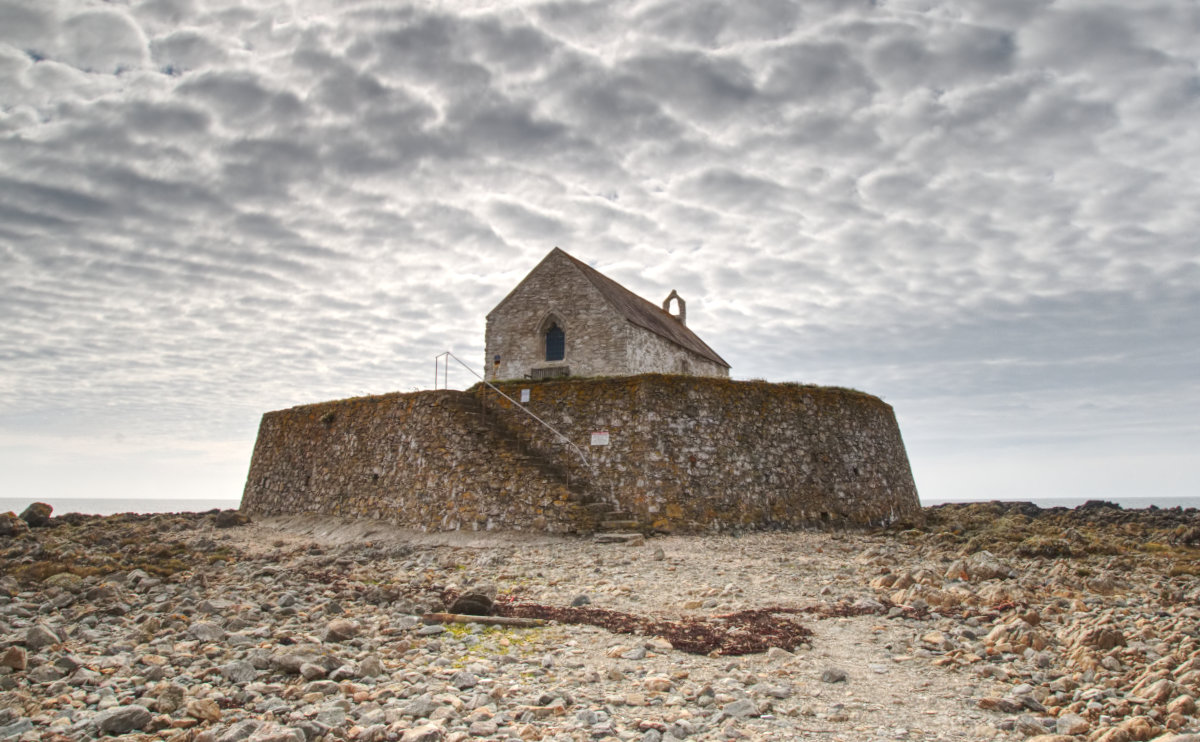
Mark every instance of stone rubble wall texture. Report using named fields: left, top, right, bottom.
left=485, top=249, right=726, bottom=381
left=241, top=375, right=921, bottom=532
left=241, top=391, right=583, bottom=532
left=479, top=376, right=919, bottom=531
left=623, top=329, right=728, bottom=378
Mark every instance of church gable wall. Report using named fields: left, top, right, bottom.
left=485, top=253, right=631, bottom=380
left=486, top=252, right=728, bottom=380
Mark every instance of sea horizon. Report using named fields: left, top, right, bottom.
left=919, top=495, right=1200, bottom=510
left=1, top=494, right=1196, bottom=518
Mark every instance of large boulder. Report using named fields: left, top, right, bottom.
left=449, top=592, right=494, bottom=616
left=323, top=618, right=361, bottom=642
left=19, top=502, right=53, bottom=527
left=93, top=705, right=152, bottom=735
left=0, top=512, right=29, bottom=537
left=965, top=550, right=1016, bottom=580
left=0, top=646, right=27, bottom=671
left=25, top=624, right=62, bottom=651
left=187, top=621, right=227, bottom=642
left=214, top=510, right=250, bottom=528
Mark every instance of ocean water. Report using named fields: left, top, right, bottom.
left=2, top=495, right=1197, bottom=517
left=920, top=496, right=1200, bottom=510
left=0, top=497, right=240, bottom=517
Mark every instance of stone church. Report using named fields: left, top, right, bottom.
left=243, top=247, right=920, bottom=533
left=485, top=248, right=730, bottom=381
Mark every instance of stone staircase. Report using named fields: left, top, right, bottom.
left=583, top=502, right=646, bottom=544
left=444, top=392, right=647, bottom=540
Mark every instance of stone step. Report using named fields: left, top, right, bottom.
left=454, top=397, right=606, bottom=523
left=598, top=519, right=640, bottom=531
left=593, top=532, right=646, bottom=545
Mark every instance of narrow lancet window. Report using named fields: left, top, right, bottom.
left=545, top=323, right=565, bottom=361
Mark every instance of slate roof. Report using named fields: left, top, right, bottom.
left=555, top=248, right=730, bottom=369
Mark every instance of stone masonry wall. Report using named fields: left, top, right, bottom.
left=477, top=376, right=920, bottom=531
left=241, top=390, right=584, bottom=532
left=624, top=329, right=729, bottom=378
left=242, top=376, right=921, bottom=532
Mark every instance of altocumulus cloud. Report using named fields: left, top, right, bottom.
left=0, top=0, right=1197, bottom=505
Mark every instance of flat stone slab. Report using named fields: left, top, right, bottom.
left=594, top=532, right=646, bottom=545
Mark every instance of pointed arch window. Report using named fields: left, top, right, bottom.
left=545, top=323, right=565, bottom=361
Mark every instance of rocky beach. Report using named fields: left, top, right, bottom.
left=2, top=501, right=1199, bottom=742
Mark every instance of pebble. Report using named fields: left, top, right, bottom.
left=721, top=699, right=759, bottom=719
left=765, top=647, right=793, bottom=662
left=821, top=667, right=849, bottom=683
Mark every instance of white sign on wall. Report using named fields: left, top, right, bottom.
left=590, top=431, right=610, bottom=446
left=520, top=389, right=530, bottom=403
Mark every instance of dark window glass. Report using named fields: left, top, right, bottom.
left=545, top=323, right=565, bottom=361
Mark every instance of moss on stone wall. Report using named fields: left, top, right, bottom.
left=241, top=375, right=920, bottom=533
left=477, top=375, right=919, bottom=531
left=241, top=390, right=585, bottom=532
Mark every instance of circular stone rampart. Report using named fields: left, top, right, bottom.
left=240, top=375, right=921, bottom=532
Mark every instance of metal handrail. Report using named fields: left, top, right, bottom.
left=434, top=351, right=593, bottom=472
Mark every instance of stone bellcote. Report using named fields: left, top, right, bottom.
left=662, top=289, right=686, bottom=326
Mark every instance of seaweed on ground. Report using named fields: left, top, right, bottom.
left=493, top=599, right=814, bottom=656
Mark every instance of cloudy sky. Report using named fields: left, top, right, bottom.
left=2, top=0, right=1197, bottom=508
